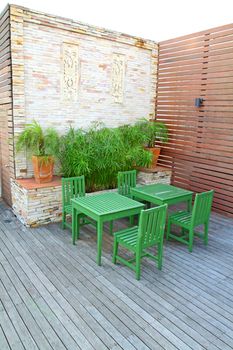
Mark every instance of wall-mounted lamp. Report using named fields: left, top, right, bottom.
left=195, top=98, right=204, bottom=107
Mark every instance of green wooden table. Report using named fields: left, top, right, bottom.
left=72, top=192, right=145, bottom=265
left=131, top=184, right=193, bottom=210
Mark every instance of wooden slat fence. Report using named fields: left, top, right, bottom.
left=156, top=23, right=233, bottom=217
left=0, top=5, right=13, bottom=205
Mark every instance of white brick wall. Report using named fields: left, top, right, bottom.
left=11, top=5, right=158, bottom=178
left=23, top=23, right=155, bottom=132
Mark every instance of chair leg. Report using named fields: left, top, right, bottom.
left=166, top=219, right=171, bottom=240
left=188, top=228, right=194, bottom=252
left=62, top=211, right=66, bottom=229
left=112, top=239, right=118, bottom=264
left=157, top=242, right=163, bottom=270
left=135, top=253, right=141, bottom=280
left=204, top=222, right=209, bottom=245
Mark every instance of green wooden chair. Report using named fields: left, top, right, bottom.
left=166, top=190, right=214, bottom=252
left=112, top=204, right=167, bottom=280
left=108, top=170, right=137, bottom=234
left=62, top=175, right=86, bottom=230
left=118, top=170, right=137, bottom=198
left=109, top=170, right=137, bottom=232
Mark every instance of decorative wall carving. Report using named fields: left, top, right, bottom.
left=61, top=42, right=79, bottom=101
left=111, top=53, right=126, bottom=103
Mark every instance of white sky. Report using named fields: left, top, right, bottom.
left=1, top=0, right=233, bottom=41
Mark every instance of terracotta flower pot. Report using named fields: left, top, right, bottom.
left=32, top=155, right=54, bottom=184
left=146, top=147, right=161, bottom=168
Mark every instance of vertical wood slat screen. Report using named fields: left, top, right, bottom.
left=0, top=6, right=12, bottom=205
left=156, top=23, right=233, bottom=217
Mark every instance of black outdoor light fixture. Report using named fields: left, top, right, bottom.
left=195, top=97, right=204, bottom=107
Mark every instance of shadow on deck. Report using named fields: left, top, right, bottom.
left=0, top=200, right=233, bottom=350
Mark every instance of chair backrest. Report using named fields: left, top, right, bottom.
left=191, top=190, right=214, bottom=226
left=62, top=176, right=85, bottom=207
left=138, top=204, right=167, bottom=249
left=118, top=170, right=136, bottom=197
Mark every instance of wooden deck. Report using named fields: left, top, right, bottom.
left=0, top=200, right=233, bottom=350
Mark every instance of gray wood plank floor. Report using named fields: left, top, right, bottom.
left=0, top=200, right=233, bottom=350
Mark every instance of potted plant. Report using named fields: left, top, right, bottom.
left=136, top=119, right=168, bottom=168
left=16, top=121, right=59, bottom=184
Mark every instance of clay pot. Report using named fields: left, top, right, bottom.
left=146, top=147, right=161, bottom=168
left=32, top=155, right=54, bottom=184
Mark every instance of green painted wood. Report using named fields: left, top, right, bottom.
left=72, top=193, right=143, bottom=217
left=113, top=204, right=167, bottom=280
left=167, top=190, right=214, bottom=252
left=131, top=183, right=193, bottom=209
left=62, top=176, right=96, bottom=232
left=72, top=193, right=144, bottom=265
left=62, top=176, right=86, bottom=230
left=118, top=170, right=136, bottom=198
left=108, top=170, right=137, bottom=233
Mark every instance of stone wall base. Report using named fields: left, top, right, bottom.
left=11, top=177, right=62, bottom=227
left=136, top=166, right=172, bottom=185
left=11, top=167, right=172, bottom=227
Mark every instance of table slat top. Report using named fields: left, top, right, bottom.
left=72, top=192, right=144, bottom=216
left=132, top=184, right=193, bottom=200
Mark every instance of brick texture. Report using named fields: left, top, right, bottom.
left=8, top=4, right=158, bottom=177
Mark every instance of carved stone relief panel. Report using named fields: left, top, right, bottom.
left=61, top=42, right=79, bottom=101
left=111, top=53, right=126, bottom=103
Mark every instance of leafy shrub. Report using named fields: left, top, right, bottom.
left=16, top=119, right=168, bottom=192
left=57, top=122, right=152, bottom=191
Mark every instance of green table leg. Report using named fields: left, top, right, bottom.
left=97, top=220, right=103, bottom=266
left=72, top=206, right=77, bottom=245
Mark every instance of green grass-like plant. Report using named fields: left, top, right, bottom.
left=57, top=122, right=154, bottom=191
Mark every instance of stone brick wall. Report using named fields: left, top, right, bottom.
left=9, top=5, right=158, bottom=178
left=11, top=178, right=62, bottom=227
left=137, top=167, right=172, bottom=185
